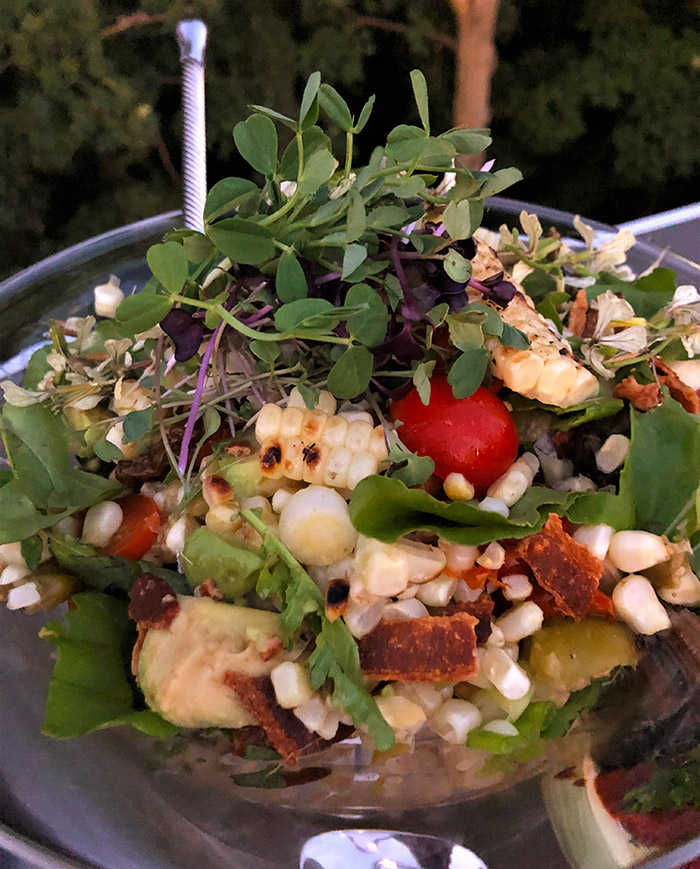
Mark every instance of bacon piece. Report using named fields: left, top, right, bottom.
left=224, top=673, right=327, bottom=767
left=517, top=514, right=602, bottom=620
left=359, top=613, right=478, bottom=682
left=614, top=359, right=700, bottom=414
left=568, top=289, right=588, bottom=338
left=128, top=573, right=179, bottom=629
left=194, top=577, right=223, bottom=601
left=445, top=595, right=494, bottom=645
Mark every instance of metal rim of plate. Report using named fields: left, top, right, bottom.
left=0, top=199, right=698, bottom=869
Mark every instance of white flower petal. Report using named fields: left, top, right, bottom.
left=573, top=215, right=596, bottom=249
left=592, top=290, right=636, bottom=338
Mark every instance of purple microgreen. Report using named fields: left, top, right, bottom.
left=390, top=236, right=421, bottom=321
left=177, top=321, right=224, bottom=475
left=160, top=309, right=207, bottom=362
left=468, top=272, right=517, bottom=308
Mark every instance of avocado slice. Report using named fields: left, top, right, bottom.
left=138, top=596, right=287, bottom=729
left=216, top=453, right=280, bottom=500
left=180, top=527, right=264, bottom=599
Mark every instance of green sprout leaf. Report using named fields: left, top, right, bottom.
left=233, top=114, right=278, bottom=177
left=318, top=83, right=353, bottom=132
left=327, top=345, right=374, bottom=399
left=206, top=217, right=275, bottom=266
left=299, top=71, right=322, bottom=130
left=147, top=242, right=189, bottom=294
left=410, top=69, right=430, bottom=133
left=276, top=249, right=308, bottom=302
left=447, top=344, right=490, bottom=399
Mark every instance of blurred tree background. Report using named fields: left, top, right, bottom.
left=1, top=0, right=698, bottom=278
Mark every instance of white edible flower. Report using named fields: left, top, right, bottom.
left=591, top=291, right=637, bottom=339
left=573, top=215, right=596, bottom=249
left=519, top=210, right=543, bottom=254
left=0, top=381, right=48, bottom=407
left=589, top=228, right=636, bottom=272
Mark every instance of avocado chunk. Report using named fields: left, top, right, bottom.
left=138, top=596, right=287, bottom=729
left=217, top=453, right=279, bottom=500
left=180, top=527, right=264, bottom=599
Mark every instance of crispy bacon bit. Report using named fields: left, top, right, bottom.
left=568, top=289, right=588, bottom=338
left=582, top=307, right=598, bottom=339
left=194, top=578, right=223, bottom=601
left=204, top=474, right=233, bottom=502
left=131, top=624, right=148, bottom=675
left=325, top=578, right=350, bottom=622
left=445, top=595, right=494, bottom=645
left=224, top=673, right=327, bottom=766
left=128, top=573, right=179, bottom=628
left=230, top=725, right=271, bottom=757
left=517, top=514, right=602, bottom=620
left=359, top=613, right=478, bottom=682
left=225, top=442, right=253, bottom=458
left=260, top=443, right=282, bottom=471
left=614, top=359, right=700, bottom=414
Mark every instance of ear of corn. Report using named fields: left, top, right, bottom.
left=255, top=403, right=387, bottom=490
left=472, top=240, right=599, bottom=409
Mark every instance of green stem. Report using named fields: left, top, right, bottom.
left=344, top=130, right=353, bottom=177
left=260, top=130, right=305, bottom=227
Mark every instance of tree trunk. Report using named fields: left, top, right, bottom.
left=450, top=0, right=500, bottom=168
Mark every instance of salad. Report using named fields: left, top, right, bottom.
left=2, top=71, right=700, bottom=852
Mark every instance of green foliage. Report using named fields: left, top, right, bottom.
left=1, top=1, right=697, bottom=279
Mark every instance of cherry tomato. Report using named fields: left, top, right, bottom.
left=391, top=376, right=519, bottom=493
left=101, top=494, right=161, bottom=561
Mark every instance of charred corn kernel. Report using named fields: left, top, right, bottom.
left=477, top=542, right=506, bottom=570
left=271, top=488, right=295, bottom=514
left=430, top=699, right=482, bottom=744
left=369, top=426, right=388, bottom=460
left=293, top=697, right=327, bottom=733
left=343, top=598, right=386, bottom=637
left=93, top=275, right=124, bottom=318
left=82, top=501, right=123, bottom=548
left=608, top=531, right=669, bottom=573
left=280, top=406, right=305, bottom=439
left=657, top=568, right=700, bottom=606
left=486, top=453, right=538, bottom=507
left=256, top=402, right=381, bottom=490
left=270, top=661, right=314, bottom=709
left=478, top=497, right=509, bottom=518
left=321, top=415, right=349, bottom=448
left=278, top=486, right=357, bottom=566
left=376, top=695, right=427, bottom=737
left=595, top=434, right=630, bottom=474
left=6, top=582, right=41, bottom=610
left=347, top=453, right=379, bottom=490
left=0, top=543, right=26, bottom=567
left=481, top=647, right=531, bottom=700
left=415, top=575, right=457, bottom=607
left=383, top=599, right=430, bottom=620
left=573, top=524, right=614, bottom=561
left=502, top=574, right=533, bottom=602
left=202, top=474, right=234, bottom=508
left=473, top=240, right=599, bottom=409
left=444, top=472, right=475, bottom=502
left=440, top=541, right=479, bottom=573
left=205, top=504, right=240, bottom=536
left=287, top=387, right=337, bottom=416
left=345, top=419, right=373, bottom=452
left=497, top=601, right=544, bottom=643
left=613, top=574, right=671, bottom=635
left=0, top=564, right=31, bottom=586
left=395, top=683, right=453, bottom=717
left=255, top=404, right=284, bottom=442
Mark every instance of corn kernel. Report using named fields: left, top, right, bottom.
left=608, top=531, right=669, bottom=573
left=270, top=661, right=314, bottom=709
left=430, top=698, right=482, bottom=744
left=82, top=501, right=123, bottom=548
left=444, top=472, right=475, bottom=502
left=612, top=574, right=671, bottom=635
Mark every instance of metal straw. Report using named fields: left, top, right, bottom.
left=176, top=19, right=208, bottom=232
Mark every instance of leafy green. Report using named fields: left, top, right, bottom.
left=49, top=533, right=189, bottom=595
left=40, top=592, right=178, bottom=739
left=586, top=269, right=676, bottom=319
left=448, top=344, right=489, bottom=399
left=146, top=242, right=189, bottom=294
left=623, top=746, right=700, bottom=813
left=21, top=535, right=44, bottom=571
left=116, top=292, right=173, bottom=333
left=122, top=408, right=154, bottom=442
left=206, top=217, right=276, bottom=265
left=242, top=509, right=393, bottom=750
left=180, top=528, right=264, bottom=599
left=349, top=474, right=575, bottom=545
left=327, top=345, right=374, bottom=399
left=276, top=249, right=308, bottom=302
left=233, top=114, right=279, bottom=177
left=386, top=435, right=435, bottom=486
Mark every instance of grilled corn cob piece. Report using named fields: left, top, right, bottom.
left=471, top=240, right=599, bottom=409
left=255, top=402, right=387, bottom=490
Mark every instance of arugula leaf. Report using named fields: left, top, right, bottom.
left=586, top=270, right=675, bottom=319
left=0, top=478, right=69, bottom=543
left=49, top=533, right=189, bottom=595
left=242, top=509, right=393, bottom=750
left=620, top=396, right=700, bottom=536
left=21, top=535, right=44, bottom=571
left=40, top=592, right=178, bottom=739
left=349, top=474, right=574, bottom=545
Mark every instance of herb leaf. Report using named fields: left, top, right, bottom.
left=233, top=114, right=278, bottom=177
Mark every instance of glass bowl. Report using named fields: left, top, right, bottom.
left=1, top=203, right=699, bottom=869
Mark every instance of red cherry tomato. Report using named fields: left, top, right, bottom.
left=101, top=494, right=161, bottom=561
left=391, top=376, right=518, bottom=494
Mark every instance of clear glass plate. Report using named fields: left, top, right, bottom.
left=1, top=202, right=699, bottom=869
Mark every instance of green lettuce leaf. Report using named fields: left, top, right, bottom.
left=49, top=533, right=190, bottom=595
left=40, top=592, right=178, bottom=739
left=348, top=474, right=575, bottom=545
left=180, top=527, right=265, bottom=599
